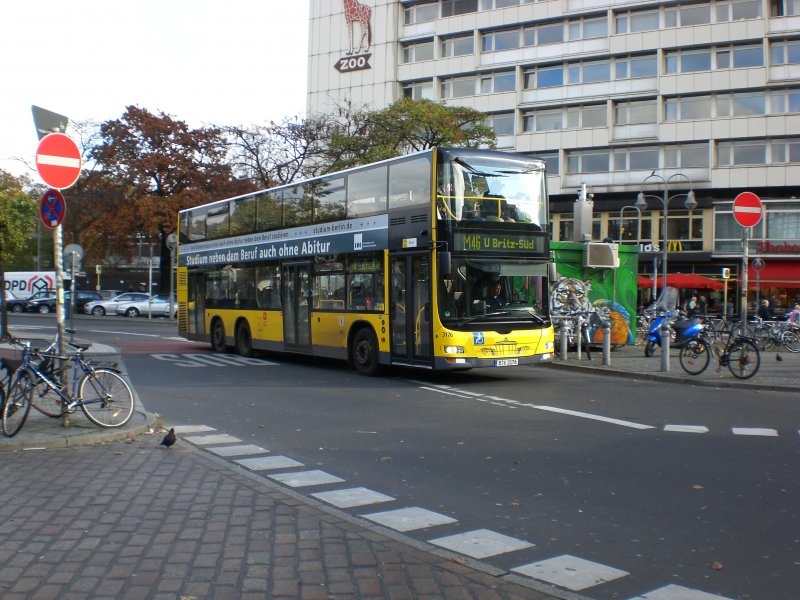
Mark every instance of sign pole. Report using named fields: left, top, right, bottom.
left=740, top=228, right=750, bottom=334
left=53, top=224, right=70, bottom=427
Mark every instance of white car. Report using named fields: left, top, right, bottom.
left=84, top=292, right=151, bottom=316
left=115, top=295, right=177, bottom=318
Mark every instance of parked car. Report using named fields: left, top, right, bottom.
left=115, top=295, right=177, bottom=318
left=84, top=292, right=151, bottom=316
left=69, top=290, right=102, bottom=312
left=7, top=290, right=55, bottom=313
left=98, top=289, right=122, bottom=300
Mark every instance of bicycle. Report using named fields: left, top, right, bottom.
left=678, top=331, right=760, bottom=379
left=2, top=337, right=134, bottom=437
left=753, top=319, right=800, bottom=353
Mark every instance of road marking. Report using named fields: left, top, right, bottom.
left=664, top=425, right=709, bottom=433
left=172, top=425, right=215, bottom=434
left=429, top=528, right=533, bottom=559
left=311, top=487, right=395, bottom=508
left=630, top=583, right=733, bottom=599
left=732, top=427, right=778, bottom=436
left=530, top=405, right=655, bottom=430
left=150, top=353, right=277, bottom=367
left=236, top=456, right=304, bottom=470
left=207, top=444, right=270, bottom=457
left=512, top=554, right=628, bottom=591
left=268, top=470, right=345, bottom=488
left=185, top=433, right=242, bottom=445
left=360, top=507, right=458, bottom=532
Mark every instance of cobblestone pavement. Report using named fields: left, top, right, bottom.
left=0, top=434, right=563, bottom=600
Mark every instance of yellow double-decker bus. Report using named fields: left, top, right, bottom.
left=176, top=147, right=554, bottom=375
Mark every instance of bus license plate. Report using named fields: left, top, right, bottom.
left=495, top=358, right=518, bottom=367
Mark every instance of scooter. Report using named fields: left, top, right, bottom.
left=644, top=310, right=705, bottom=357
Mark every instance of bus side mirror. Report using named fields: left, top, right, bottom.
left=548, top=262, right=558, bottom=283
left=438, top=252, right=452, bottom=277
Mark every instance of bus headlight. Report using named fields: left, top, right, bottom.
left=444, top=346, right=465, bottom=354
left=544, top=341, right=554, bottom=351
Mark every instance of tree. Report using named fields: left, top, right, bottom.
left=91, top=106, right=252, bottom=290
left=321, top=98, right=497, bottom=171
left=0, top=171, right=38, bottom=337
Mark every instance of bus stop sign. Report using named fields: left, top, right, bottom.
left=732, top=191, right=763, bottom=228
left=35, top=133, right=82, bottom=190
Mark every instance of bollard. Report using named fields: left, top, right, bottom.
left=560, top=324, right=568, bottom=361
left=576, top=317, right=582, bottom=360
left=661, top=320, right=670, bottom=372
left=602, top=325, right=611, bottom=365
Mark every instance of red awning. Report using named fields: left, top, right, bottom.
left=663, top=273, right=723, bottom=290
left=637, top=276, right=655, bottom=288
left=748, top=262, right=800, bottom=289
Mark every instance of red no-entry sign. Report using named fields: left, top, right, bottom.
left=732, top=191, right=763, bottom=228
left=35, top=133, right=82, bottom=190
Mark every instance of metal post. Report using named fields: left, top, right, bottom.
left=741, top=228, right=750, bottom=331
left=602, top=324, right=611, bottom=365
left=53, top=224, right=70, bottom=427
left=575, top=316, right=582, bottom=360
left=661, top=319, right=670, bottom=372
left=559, top=321, right=568, bottom=360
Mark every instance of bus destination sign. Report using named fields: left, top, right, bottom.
left=454, top=231, right=544, bottom=254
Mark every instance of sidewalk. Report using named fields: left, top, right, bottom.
left=0, top=331, right=793, bottom=599
left=547, top=341, right=799, bottom=393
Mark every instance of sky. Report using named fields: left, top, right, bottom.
left=0, top=1, right=310, bottom=179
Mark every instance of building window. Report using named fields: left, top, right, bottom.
left=403, top=80, right=434, bottom=100
left=614, top=99, right=657, bottom=124
left=616, top=54, right=658, bottom=79
left=482, top=29, right=520, bottom=52
left=404, top=2, right=438, bottom=25
left=534, top=151, right=560, bottom=175
left=665, top=143, right=710, bottom=168
left=569, top=60, right=611, bottom=84
left=483, top=0, right=536, bottom=8
left=665, top=95, right=713, bottom=120
left=717, top=140, right=768, bottom=166
left=770, top=40, right=800, bottom=65
left=717, top=0, right=763, bottom=21
left=442, top=0, right=479, bottom=17
left=568, top=16, right=607, bottom=40
left=770, top=88, right=800, bottom=113
left=524, top=104, right=606, bottom=131
left=770, top=138, right=800, bottom=163
left=612, top=146, right=659, bottom=171
left=771, top=0, right=800, bottom=16
left=666, top=48, right=712, bottom=73
left=486, top=112, right=515, bottom=136
left=717, top=91, right=767, bottom=116
left=567, top=149, right=610, bottom=174
left=442, top=35, right=474, bottom=57
left=402, top=40, right=434, bottom=63
left=480, top=71, right=516, bottom=93
left=716, top=44, right=764, bottom=68
left=665, top=4, right=711, bottom=27
left=441, top=75, right=477, bottom=98
left=615, top=9, right=659, bottom=34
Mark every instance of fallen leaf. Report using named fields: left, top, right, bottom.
left=711, top=561, right=724, bottom=570
left=378, top=456, right=392, bottom=462
left=485, top=456, right=493, bottom=460
left=692, top=484, right=704, bottom=490
left=510, top=500, right=520, bottom=507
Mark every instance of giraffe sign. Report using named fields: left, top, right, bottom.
left=336, top=0, right=372, bottom=73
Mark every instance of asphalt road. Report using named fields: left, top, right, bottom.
left=8, top=313, right=799, bottom=600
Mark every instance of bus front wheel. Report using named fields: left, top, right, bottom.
left=351, top=328, right=379, bottom=376
left=236, top=322, right=254, bottom=357
left=211, top=320, right=227, bottom=353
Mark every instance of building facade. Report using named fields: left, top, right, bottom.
left=308, top=0, right=800, bottom=312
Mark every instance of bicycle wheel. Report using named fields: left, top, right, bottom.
left=30, top=363, right=65, bottom=418
left=2, top=371, right=33, bottom=437
left=679, top=338, right=711, bottom=375
left=78, top=368, right=134, bottom=427
left=644, top=340, right=657, bottom=357
left=781, top=329, right=800, bottom=353
left=753, top=325, right=773, bottom=351
left=727, top=340, right=760, bottom=380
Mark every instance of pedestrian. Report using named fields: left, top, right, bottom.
left=786, top=303, right=800, bottom=324
left=757, top=299, right=770, bottom=320
left=688, top=295, right=698, bottom=316
left=698, top=295, right=707, bottom=315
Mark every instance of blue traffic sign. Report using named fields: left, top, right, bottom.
left=40, top=189, right=66, bottom=228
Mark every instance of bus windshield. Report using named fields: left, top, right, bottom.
left=438, top=258, right=549, bottom=327
left=437, top=155, right=547, bottom=226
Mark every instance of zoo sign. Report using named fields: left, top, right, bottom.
left=335, top=0, right=373, bottom=73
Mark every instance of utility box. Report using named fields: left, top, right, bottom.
left=584, top=242, right=620, bottom=268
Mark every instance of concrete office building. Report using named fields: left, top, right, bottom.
left=308, top=0, right=800, bottom=310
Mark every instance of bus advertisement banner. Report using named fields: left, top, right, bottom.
left=179, top=215, right=389, bottom=268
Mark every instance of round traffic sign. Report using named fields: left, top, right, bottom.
left=752, top=257, right=765, bottom=271
left=35, top=133, right=82, bottom=190
left=732, top=191, right=763, bottom=228
left=40, top=189, right=66, bottom=229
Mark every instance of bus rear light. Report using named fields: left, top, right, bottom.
left=445, top=357, right=467, bottom=364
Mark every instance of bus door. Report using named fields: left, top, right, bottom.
left=187, top=271, right=206, bottom=336
left=389, top=253, right=432, bottom=366
left=282, top=262, right=312, bottom=352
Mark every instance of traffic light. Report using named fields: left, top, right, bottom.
left=721, top=267, right=731, bottom=279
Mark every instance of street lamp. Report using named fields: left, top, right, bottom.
left=635, top=172, right=697, bottom=295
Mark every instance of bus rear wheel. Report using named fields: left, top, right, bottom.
left=211, top=320, right=227, bottom=353
left=351, top=328, right=379, bottom=376
left=236, top=322, right=253, bottom=357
